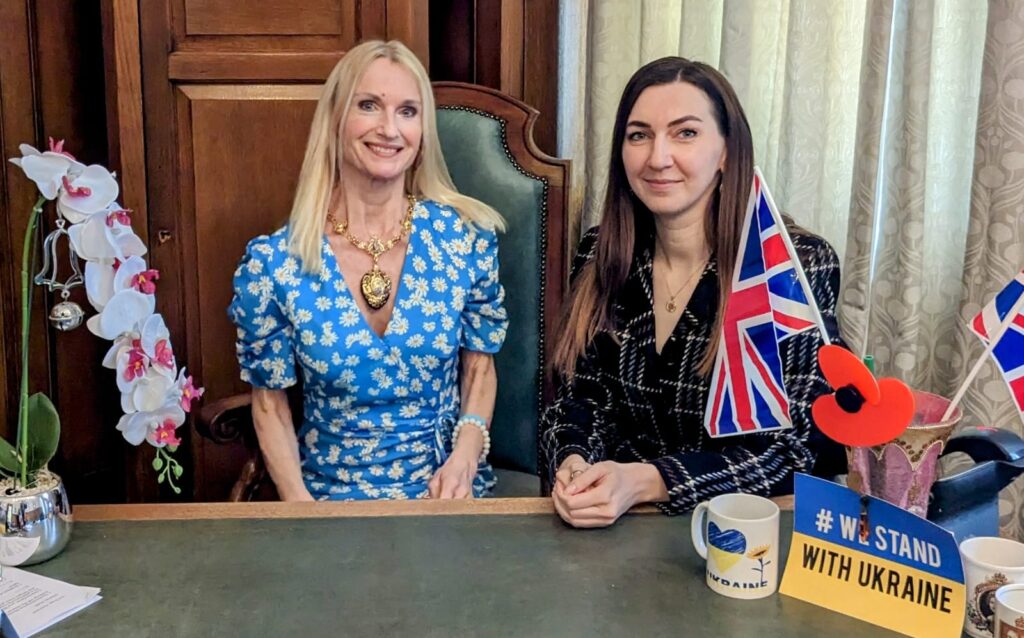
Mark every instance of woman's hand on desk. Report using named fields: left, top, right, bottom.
left=428, top=425, right=483, bottom=499
left=552, top=457, right=668, bottom=528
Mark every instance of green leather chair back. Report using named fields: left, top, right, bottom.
left=434, top=83, right=568, bottom=478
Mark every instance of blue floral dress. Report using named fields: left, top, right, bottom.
left=229, top=199, right=508, bottom=500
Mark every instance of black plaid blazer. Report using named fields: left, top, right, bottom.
left=540, top=226, right=846, bottom=514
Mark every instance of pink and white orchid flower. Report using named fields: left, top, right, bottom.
left=175, top=368, right=204, bottom=413
left=56, top=164, right=119, bottom=223
left=106, top=208, right=132, bottom=227
left=112, top=256, right=150, bottom=292
left=101, top=330, right=139, bottom=370
left=152, top=419, right=182, bottom=448
left=104, top=336, right=148, bottom=408
left=116, top=403, right=185, bottom=447
left=122, top=367, right=175, bottom=414
left=121, top=342, right=149, bottom=385
left=85, top=255, right=148, bottom=311
left=7, top=141, right=86, bottom=200
left=84, top=261, right=115, bottom=312
left=69, top=205, right=147, bottom=264
left=103, top=314, right=177, bottom=407
left=86, top=288, right=155, bottom=341
left=102, top=315, right=175, bottom=389
left=46, top=138, right=75, bottom=158
left=140, top=314, right=176, bottom=379
left=10, top=139, right=204, bottom=487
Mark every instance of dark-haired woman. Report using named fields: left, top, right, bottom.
left=541, top=57, right=845, bottom=528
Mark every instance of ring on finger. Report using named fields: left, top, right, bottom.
left=570, top=469, right=585, bottom=480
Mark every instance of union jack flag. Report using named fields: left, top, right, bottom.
left=968, top=269, right=1024, bottom=415
left=704, top=169, right=822, bottom=438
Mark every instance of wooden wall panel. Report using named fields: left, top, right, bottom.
left=0, top=0, right=36, bottom=451
left=35, top=0, right=123, bottom=504
left=429, top=0, right=558, bottom=155
left=0, top=0, right=122, bottom=503
left=496, top=0, right=523, bottom=98
left=168, top=53, right=346, bottom=82
left=385, top=0, right=431, bottom=69
left=187, top=87, right=319, bottom=402
left=521, top=0, right=559, bottom=155
left=184, top=87, right=320, bottom=500
left=184, top=0, right=344, bottom=36
left=175, top=0, right=360, bottom=52
left=103, top=0, right=149, bottom=241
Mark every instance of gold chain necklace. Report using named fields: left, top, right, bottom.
left=326, top=195, right=416, bottom=310
left=661, top=256, right=708, bottom=313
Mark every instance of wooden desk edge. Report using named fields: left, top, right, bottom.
left=73, top=495, right=794, bottom=521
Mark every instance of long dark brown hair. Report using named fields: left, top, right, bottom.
left=553, top=57, right=755, bottom=379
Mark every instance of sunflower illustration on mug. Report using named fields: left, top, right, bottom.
left=748, top=545, right=772, bottom=581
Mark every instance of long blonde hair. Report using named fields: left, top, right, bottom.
left=288, top=39, right=505, bottom=272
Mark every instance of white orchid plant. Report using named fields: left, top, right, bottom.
left=8, top=139, right=202, bottom=494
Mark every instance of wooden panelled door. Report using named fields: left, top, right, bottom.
left=106, top=0, right=429, bottom=500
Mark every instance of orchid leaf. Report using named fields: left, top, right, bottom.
left=0, top=437, right=21, bottom=474
left=26, top=393, right=60, bottom=472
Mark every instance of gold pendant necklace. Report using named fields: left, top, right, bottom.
left=662, top=256, right=708, bottom=313
left=326, top=195, right=415, bottom=310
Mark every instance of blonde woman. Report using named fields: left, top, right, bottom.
left=229, top=40, right=507, bottom=501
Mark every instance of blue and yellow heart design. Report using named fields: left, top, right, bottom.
left=707, top=522, right=747, bottom=573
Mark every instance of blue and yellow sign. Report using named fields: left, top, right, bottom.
left=780, top=473, right=965, bottom=637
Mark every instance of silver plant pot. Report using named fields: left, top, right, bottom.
left=0, top=472, right=72, bottom=566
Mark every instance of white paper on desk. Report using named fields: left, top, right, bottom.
left=0, top=567, right=101, bottom=637
left=0, top=538, right=40, bottom=567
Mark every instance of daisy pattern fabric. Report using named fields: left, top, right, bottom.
left=229, top=199, right=507, bottom=500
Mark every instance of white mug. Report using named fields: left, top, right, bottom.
left=995, top=584, right=1024, bottom=638
left=690, top=492, right=780, bottom=600
left=960, top=536, right=1024, bottom=638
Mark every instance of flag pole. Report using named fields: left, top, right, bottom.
left=942, top=292, right=1024, bottom=422
left=754, top=167, right=832, bottom=346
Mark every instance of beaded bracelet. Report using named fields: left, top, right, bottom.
left=452, top=415, right=491, bottom=463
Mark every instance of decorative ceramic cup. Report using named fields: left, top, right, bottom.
left=690, top=493, right=779, bottom=600
left=960, top=536, right=1024, bottom=637
left=846, top=390, right=961, bottom=517
left=995, top=584, right=1024, bottom=638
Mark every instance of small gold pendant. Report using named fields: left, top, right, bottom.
left=666, top=300, right=677, bottom=313
left=367, top=236, right=386, bottom=258
left=361, top=266, right=392, bottom=310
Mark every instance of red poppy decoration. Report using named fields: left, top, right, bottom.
left=811, top=345, right=915, bottom=447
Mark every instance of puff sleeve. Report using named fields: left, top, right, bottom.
left=227, top=236, right=298, bottom=389
left=460, top=225, right=508, bottom=353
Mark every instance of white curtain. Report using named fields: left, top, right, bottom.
left=560, top=0, right=870, bottom=260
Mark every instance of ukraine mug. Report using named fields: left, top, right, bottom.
left=690, top=493, right=780, bottom=599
